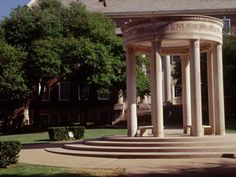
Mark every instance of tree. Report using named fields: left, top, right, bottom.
left=0, top=39, right=30, bottom=127
left=136, top=54, right=150, bottom=98
left=223, top=35, right=236, bottom=122
left=0, top=0, right=125, bottom=128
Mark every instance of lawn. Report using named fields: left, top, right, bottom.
left=0, top=128, right=126, bottom=176
left=0, top=127, right=235, bottom=144
left=0, top=163, right=124, bottom=177
left=0, top=128, right=127, bottom=144
left=226, top=129, right=236, bottom=133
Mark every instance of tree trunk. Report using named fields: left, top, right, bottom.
left=33, top=82, right=44, bottom=128
left=22, top=101, right=30, bottom=126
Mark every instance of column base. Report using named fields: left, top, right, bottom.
left=191, top=129, right=204, bottom=137
left=183, top=125, right=191, bottom=134
left=215, top=130, right=226, bottom=136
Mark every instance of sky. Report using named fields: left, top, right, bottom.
left=0, top=0, right=31, bottom=19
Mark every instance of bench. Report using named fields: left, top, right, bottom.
left=185, top=125, right=213, bottom=135
left=137, top=125, right=153, bottom=136
left=203, top=125, right=213, bottom=135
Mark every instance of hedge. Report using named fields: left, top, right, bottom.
left=0, top=141, right=21, bottom=168
left=48, top=126, right=85, bottom=141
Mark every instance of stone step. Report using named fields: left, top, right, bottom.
left=64, top=144, right=236, bottom=153
left=45, top=134, right=236, bottom=159
left=83, top=140, right=236, bottom=147
left=45, top=147, right=236, bottom=159
left=101, top=135, right=234, bottom=142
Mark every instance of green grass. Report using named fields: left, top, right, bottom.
left=0, top=132, right=49, bottom=144
left=84, top=128, right=126, bottom=139
left=0, top=163, right=124, bottom=177
left=226, top=129, right=236, bottom=133
left=1, top=127, right=235, bottom=145
left=0, top=128, right=127, bottom=145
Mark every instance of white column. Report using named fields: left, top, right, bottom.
left=213, top=44, right=225, bottom=135
left=150, top=41, right=164, bottom=137
left=163, top=55, right=172, bottom=103
left=207, top=49, right=215, bottom=134
left=126, top=47, right=137, bottom=137
left=190, top=40, right=203, bottom=136
left=181, top=55, right=192, bottom=134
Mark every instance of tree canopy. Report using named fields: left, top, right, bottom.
left=0, top=39, right=29, bottom=100
left=0, top=0, right=124, bottom=96
left=0, top=0, right=125, bottom=126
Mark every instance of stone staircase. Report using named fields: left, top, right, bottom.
left=45, top=133, right=236, bottom=159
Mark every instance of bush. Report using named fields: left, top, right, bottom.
left=48, top=126, right=85, bottom=141
left=0, top=141, right=21, bottom=168
left=48, top=127, right=67, bottom=141
left=67, top=126, right=85, bottom=139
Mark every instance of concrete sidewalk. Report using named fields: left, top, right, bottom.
left=19, top=144, right=236, bottom=177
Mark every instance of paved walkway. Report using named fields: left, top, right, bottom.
left=20, top=143, right=236, bottom=177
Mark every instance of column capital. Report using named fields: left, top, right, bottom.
left=151, top=40, right=162, bottom=50
left=190, top=39, right=200, bottom=48
left=125, top=45, right=136, bottom=54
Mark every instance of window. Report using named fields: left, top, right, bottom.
left=59, top=81, right=70, bottom=101
left=42, top=85, right=50, bottom=101
left=222, top=18, right=231, bottom=34
left=59, top=114, right=70, bottom=126
left=98, top=92, right=109, bottom=100
left=40, top=114, right=50, bottom=127
left=78, top=86, right=89, bottom=101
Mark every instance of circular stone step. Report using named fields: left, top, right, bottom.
left=45, top=147, right=236, bottom=159
left=64, top=144, right=236, bottom=153
left=83, top=140, right=236, bottom=147
left=45, top=134, right=236, bottom=159
left=100, top=135, right=233, bottom=142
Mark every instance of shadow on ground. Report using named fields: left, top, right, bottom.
left=22, top=141, right=80, bottom=149
left=0, top=175, right=91, bottom=177
left=122, top=161, right=236, bottom=177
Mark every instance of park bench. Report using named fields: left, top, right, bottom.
left=186, top=125, right=213, bottom=135
left=137, top=125, right=153, bottom=136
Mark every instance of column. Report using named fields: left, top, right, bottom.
left=181, top=55, right=192, bottom=134
left=189, top=40, right=203, bottom=136
left=213, top=44, right=225, bottom=135
left=207, top=49, right=215, bottom=134
left=163, top=55, right=172, bottom=103
left=150, top=41, right=164, bottom=137
left=126, top=47, right=138, bottom=137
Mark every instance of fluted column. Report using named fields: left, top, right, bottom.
left=150, top=41, right=164, bottom=137
left=163, top=55, right=172, bottom=103
left=190, top=40, right=203, bottom=136
left=126, top=47, right=137, bottom=137
left=213, top=44, right=225, bottom=135
left=207, top=49, right=215, bottom=134
left=181, top=55, right=192, bottom=134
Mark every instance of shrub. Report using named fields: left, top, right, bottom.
left=68, top=126, right=85, bottom=139
left=0, top=141, right=21, bottom=168
left=48, top=127, right=67, bottom=141
left=48, top=126, right=85, bottom=141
